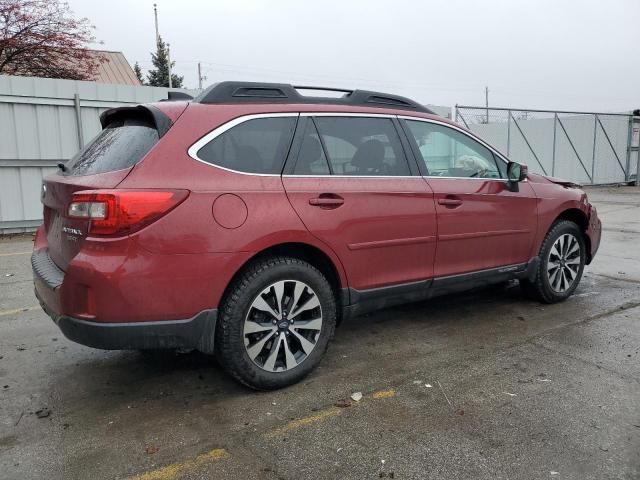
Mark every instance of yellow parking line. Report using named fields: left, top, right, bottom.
left=0, top=306, right=40, bottom=317
left=130, top=448, right=229, bottom=480
left=266, top=407, right=342, bottom=438
left=266, top=389, right=398, bottom=438
left=0, top=251, right=31, bottom=257
left=372, top=388, right=396, bottom=399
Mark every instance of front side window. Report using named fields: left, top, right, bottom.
left=297, top=117, right=410, bottom=176
left=406, top=120, right=503, bottom=178
left=196, top=117, right=297, bottom=174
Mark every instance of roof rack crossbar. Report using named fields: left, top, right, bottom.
left=293, top=85, right=354, bottom=94
left=194, top=81, right=436, bottom=115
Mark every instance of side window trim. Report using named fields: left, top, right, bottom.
left=398, top=116, right=510, bottom=181
left=187, top=112, right=300, bottom=177
left=311, top=117, right=335, bottom=175
left=186, top=112, right=509, bottom=179
left=283, top=115, right=308, bottom=175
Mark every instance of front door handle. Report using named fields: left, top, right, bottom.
left=309, top=194, right=344, bottom=208
left=438, top=197, right=463, bottom=207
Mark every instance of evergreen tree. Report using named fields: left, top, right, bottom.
left=146, top=36, right=183, bottom=88
left=133, top=62, right=145, bottom=85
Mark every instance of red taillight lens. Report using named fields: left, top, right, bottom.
left=67, top=190, right=189, bottom=236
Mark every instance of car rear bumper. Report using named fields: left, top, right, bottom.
left=32, top=248, right=218, bottom=352
left=52, top=307, right=216, bottom=352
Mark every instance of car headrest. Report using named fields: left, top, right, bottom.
left=351, top=139, right=384, bottom=168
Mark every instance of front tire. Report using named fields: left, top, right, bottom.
left=215, top=256, right=336, bottom=390
left=521, top=220, right=586, bottom=303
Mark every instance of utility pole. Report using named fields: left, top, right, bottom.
left=167, top=43, right=172, bottom=88
left=153, top=4, right=174, bottom=89
left=485, top=86, right=489, bottom=124
left=153, top=3, right=160, bottom=45
left=198, top=62, right=203, bottom=89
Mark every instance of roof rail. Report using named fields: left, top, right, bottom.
left=193, top=81, right=435, bottom=115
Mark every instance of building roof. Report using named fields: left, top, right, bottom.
left=90, top=50, right=140, bottom=86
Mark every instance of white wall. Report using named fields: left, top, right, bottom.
left=464, top=112, right=631, bottom=185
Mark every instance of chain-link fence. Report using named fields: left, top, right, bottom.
left=455, top=106, right=639, bottom=185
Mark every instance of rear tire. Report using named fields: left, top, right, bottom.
left=215, top=256, right=336, bottom=390
left=521, top=220, right=586, bottom=303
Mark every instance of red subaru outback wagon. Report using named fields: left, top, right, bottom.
left=33, top=82, right=601, bottom=389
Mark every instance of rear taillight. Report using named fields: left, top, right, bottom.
left=67, top=190, right=189, bottom=236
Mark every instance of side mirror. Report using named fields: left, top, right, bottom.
left=507, top=162, right=527, bottom=191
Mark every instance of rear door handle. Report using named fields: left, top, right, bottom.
left=438, top=198, right=463, bottom=207
left=309, top=194, right=344, bottom=208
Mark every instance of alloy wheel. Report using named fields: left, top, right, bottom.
left=243, top=280, right=323, bottom=372
left=547, top=233, right=581, bottom=293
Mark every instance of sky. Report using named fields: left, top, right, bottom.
left=66, top=0, right=640, bottom=112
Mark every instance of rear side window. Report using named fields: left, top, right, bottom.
left=196, top=117, right=297, bottom=174
left=310, top=117, right=410, bottom=176
left=65, top=117, right=159, bottom=176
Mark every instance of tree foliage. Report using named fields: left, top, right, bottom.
left=146, top=36, right=182, bottom=88
left=0, top=0, right=105, bottom=79
left=133, top=61, right=144, bottom=85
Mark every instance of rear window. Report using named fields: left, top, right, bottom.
left=64, top=117, right=159, bottom=176
left=195, top=117, right=297, bottom=174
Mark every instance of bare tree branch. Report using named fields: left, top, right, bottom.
left=0, top=0, right=105, bottom=80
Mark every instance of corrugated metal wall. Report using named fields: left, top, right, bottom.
left=455, top=107, right=635, bottom=185
left=469, top=115, right=631, bottom=184
left=0, top=75, right=198, bottom=233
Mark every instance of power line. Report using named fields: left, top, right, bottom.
left=194, top=63, right=480, bottom=94
left=134, top=58, right=636, bottom=106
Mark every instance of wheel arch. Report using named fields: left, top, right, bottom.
left=220, top=242, right=349, bottom=321
left=552, top=208, right=592, bottom=263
